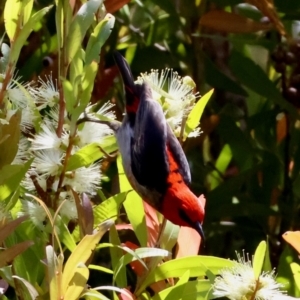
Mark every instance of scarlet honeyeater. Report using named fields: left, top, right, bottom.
left=114, top=52, right=205, bottom=238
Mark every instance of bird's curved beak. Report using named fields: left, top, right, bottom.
left=195, top=221, right=205, bottom=240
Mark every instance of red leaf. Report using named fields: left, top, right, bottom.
left=200, top=10, right=272, bottom=33
left=105, top=0, right=131, bottom=14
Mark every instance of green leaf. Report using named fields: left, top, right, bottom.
left=12, top=275, right=39, bottom=300
left=46, top=245, right=61, bottom=300
left=0, top=159, right=32, bottom=201
left=208, top=144, right=232, bottom=190
left=4, top=0, right=22, bottom=41
left=70, top=50, right=84, bottom=88
left=61, top=220, right=113, bottom=293
left=159, top=220, right=180, bottom=252
left=136, top=256, right=234, bottom=294
left=85, top=13, right=115, bottom=65
left=80, top=61, right=98, bottom=107
left=94, top=192, right=127, bottom=225
left=291, top=263, right=300, bottom=292
left=263, top=237, right=272, bottom=272
left=229, top=50, right=297, bottom=116
left=63, top=79, right=77, bottom=114
left=153, top=279, right=212, bottom=300
left=22, top=0, right=34, bottom=24
left=0, top=111, right=21, bottom=168
left=57, top=218, right=77, bottom=252
left=253, top=241, right=266, bottom=279
left=114, top=247, right=169, bottom=285
left=66, top=135, right=118, bottom=171
left=66, top=0, right=103, bottom=64
left=165, top=270, right=190, bottom=300
left=185, top=89, right=214, bottom=135
left=64, top=265, right=89, bottom=299
left=204, top=54, right=248, bottom=96
left=82, top=290, right=110, bottom=300
left=109, top=225, right=127, bottom=288
left=217, top=115, right=253, bottom=170
left=117, top=155, right=148, bottom=247
left=10, top=6, right=53, bottom=64
left=89, top=264, right=113, bottom=274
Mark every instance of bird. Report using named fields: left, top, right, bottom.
left=112, top=52, right=205, bottom=239
left=80, top=52, right=205, bottom=239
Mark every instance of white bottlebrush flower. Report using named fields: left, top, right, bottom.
left=213, top=252, right=286, bottom=300
left=58, top=192, right=78, bottom=220
left=139, top=69, right=199, bottom=134
left=76, top=121, right=112, bottom=147
left=7, top=87, right=29, bottom=109
left=63, top=163, right=101, bottom=194
left=12, top=136, right=31, bottom=164
left=31, top=122, right=62, bottom=150
left=19, top=200, right=47, bottom=230
left=29, top=75, right=59, bottom=110
left=22, top=171, right=47, bottom=192
left=20, top=105, right=38, bottom=132
left=95, top=102, right=116, bottom=120
left=31, top=149, right=63, bottom=177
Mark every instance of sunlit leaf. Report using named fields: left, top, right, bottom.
left=159, top=220, right=179, bottom=252
left=12, top=275, right=39, bottom=300
left=61, top=220, right=113, bottom=293
left=66, top=135, right=118, bottom=171
left=4, top=0, right=22, bottom=41
left=88, top=264, right=113, bottom=274
left=63, top=264, right=89, bottom=299
left=23, top=0, right=34, bottom=24
left=86, top=14, right=115, bottom=65
left=0, top=160, right=32, bottom=201
left=114, top=247, right=169, bottom=285
left=93, top=286, right=134, bottom=300
left=46, top=245, right=61, bottom=300
left=290, top=263, right=300, bottom=292
left=117, top=155, right=148, bottom=247
left=0, top=111, right=21, bottom=168
left=252, top=241, right=266, bottom=279
left=82, top=289, right=110, bottom=300
left=10, top=6, right=53, bottom=64
left=185, top=89, right=213, bottom=135
left=136, top=256, right=234, bottom=294
left=110, top=225, right=127, bottom=287
left=63, top=79, right=77, bottom=114
left=94, top=192, right=127, bottom=225
left=66, top=0, right=103, bottom=64
left=164, top=270, right=190, bottom=300
left=161, top=279, right=212, bottom=300
left=208, top=144, right=232, bottom=190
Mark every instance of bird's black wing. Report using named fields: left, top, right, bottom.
left=166, top=126, right=191, bottom=186
left=130, top=84, right=169, bottom=194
